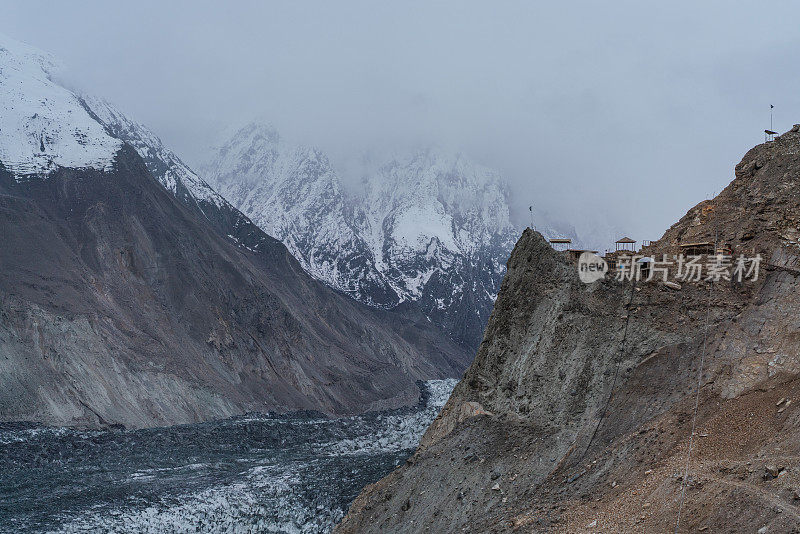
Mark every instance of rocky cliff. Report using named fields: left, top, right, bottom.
left=336, top=126, right=800, bottom=533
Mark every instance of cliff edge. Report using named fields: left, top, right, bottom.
left=337, top=126, right=800, bottom=533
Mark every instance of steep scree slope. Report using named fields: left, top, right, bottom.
left=0, top=145, right=470, bottom=428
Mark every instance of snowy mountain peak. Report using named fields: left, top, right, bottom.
left=204, top=121, right=337, bottom=193
left=207, top=122, right=283, bottom=183
left=0, top=33, right=122, bottom=178
left=202, top=126, right=523, bottom=348
left=230, top=121, right=282, bottom=147
left=362, top=148, right=515, bottom=258
left=0, top=31, right=59, bottom=75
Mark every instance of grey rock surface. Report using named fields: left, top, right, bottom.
left=0, top=146, right=470, bottom=429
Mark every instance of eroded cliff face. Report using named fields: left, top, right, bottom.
left=337, top=127, right=800, bottom=533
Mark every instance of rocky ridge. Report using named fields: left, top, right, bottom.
left=336, top=126, right=800, bottom=533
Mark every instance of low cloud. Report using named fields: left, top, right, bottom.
left=3, top=0, right=800, bottom=248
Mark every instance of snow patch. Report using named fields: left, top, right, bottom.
left=391, top=205, right=458, bottom=252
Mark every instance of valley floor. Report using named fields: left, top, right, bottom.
left=0, top=380, right=456, bottom=533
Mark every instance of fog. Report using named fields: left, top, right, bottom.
left=4, top=1, right=800, bottom=247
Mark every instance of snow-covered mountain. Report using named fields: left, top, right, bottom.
left=0, top=35, right=121, bottom=177
left=0, top=32, right=470, bottom=428
left=0, top=29, right=565, bottom=352
left=0, top=32, right=231, bottom=224
left=202, top=123, right=560, bottom=349
left=202, top=123, right=399, bottom=306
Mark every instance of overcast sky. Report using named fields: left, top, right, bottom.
left=3, top=1, right=800, bottom=246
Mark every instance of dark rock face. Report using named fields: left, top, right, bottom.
left=0, top=146, right=470, bottom=429
left=337, top=129, right=800, bottom=533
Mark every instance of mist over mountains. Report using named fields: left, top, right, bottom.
left=198, top=122, right=583, bottom=348
left=6, top=2, right=790, bottom=251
